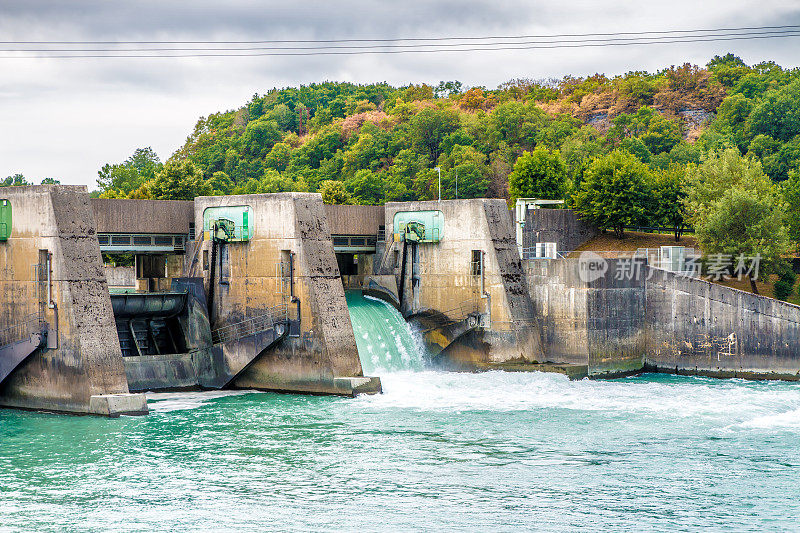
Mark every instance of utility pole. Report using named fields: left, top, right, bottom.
left=434, top=167, right=441, bottom=202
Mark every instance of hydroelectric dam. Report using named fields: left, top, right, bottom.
left=1, top=185, right=800, bottom=417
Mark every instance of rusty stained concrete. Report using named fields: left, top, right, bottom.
left=0, top=186, right=146, bottom=415
left=383, top=199, right=544, bottom=368
left=194, top=192, right=379, bottom=396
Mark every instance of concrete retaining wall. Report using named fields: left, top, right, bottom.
left=525, top=258, right=645, bottom=376
left=645, top=268, right=800, bottom=379
left=525, top=257, right=800, bottom=380
left=92, top=198, right=194, bottom=235
left=523, top=208, right=599, bottom=253
left=0, top=186, right=146, bottom=415
left=104, top=266, right=135, bottom=288
left=325, top=204, right=384, bottom=236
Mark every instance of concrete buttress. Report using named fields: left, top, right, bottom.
left=0, top=186, right=147, bottom=416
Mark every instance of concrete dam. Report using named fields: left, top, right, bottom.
left=1, top=185, right=799, bottom=417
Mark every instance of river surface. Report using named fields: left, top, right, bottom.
left=1, top=293, right=799, bottom=531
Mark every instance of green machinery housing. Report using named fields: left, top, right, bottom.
left=392, top=210, right=444, bottom=308
left=393, top=210, right=443, bottom=243
left=0, top=199, right=11, bottom=241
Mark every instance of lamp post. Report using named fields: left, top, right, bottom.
left=434, top=166, right=441, bottom=202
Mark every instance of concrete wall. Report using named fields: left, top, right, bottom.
left=645, top=268, right=800, bottom=379
left=384, top=199, right=543, bottom=367
left=195, top=193, right=378, bottom=395
left=0, top=186, right=146, bottom=415
left=524, top=208, right=599, bottom=253
left=91, top=198, right=194, bottom=235
left=104, top=265, right=135, bottom=288
left=325, top=204, right=384, bottom=236
left=525, top=257, right=800, bottom=380
left=525, top=258, right=645, bottom=376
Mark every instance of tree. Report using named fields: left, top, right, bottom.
left=507, top=147, right=568, bottom=202
left=435, top=80, right=463, bottom=98
left=1, top=174, right=30, bottom=187
left=243, top=118, right=282, bottom=158
left=97, top=147, right=162, bottom=196
left=409, top=108, right=460, bottom=162
left=318, top=180, right=351, bottom=205
left=683, top=148, right=774, bottom=227
left=209, top=171, right=234, bottom=195
left=40, top=178, right=61, bottom=184
left=651, top=164, right=687, bottom=240
left=345, top=169, right=384, bottom=204
left=260, top=170, right=305, bottom=193
left=782, top=167, right=800, bottom=249
left=695, top=186, right=789, bottom=294
left=572, top=150, right=653, bottom=237
left=149, top=160, right=212, bottom=200
left=746, top=79, right=800, bottom=142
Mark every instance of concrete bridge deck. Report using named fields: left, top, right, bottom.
left=91, top=199, right=385, bottom=253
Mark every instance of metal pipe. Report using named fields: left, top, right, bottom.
left=46, top=252, right=54, bottom=309
left=289, top=252, right=301, bottom=330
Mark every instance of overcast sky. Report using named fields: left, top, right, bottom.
left=1, top=1, right=799, bottom=189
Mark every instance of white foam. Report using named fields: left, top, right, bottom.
left=146, top=390, right=258, bottom=413
left=352, top=370, right=800, bottom=430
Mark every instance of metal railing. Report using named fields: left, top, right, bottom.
left=0, top=312, right=43, bottom=347
left=211, top=303, right=288, bottom=345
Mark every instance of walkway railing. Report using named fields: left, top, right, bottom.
left=0, top=312, right=43, bottom=347
left=211, top=303, right=289, bottom=345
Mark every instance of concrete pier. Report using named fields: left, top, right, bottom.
left=382, top=199, right=543, bottom=370
left=0, top=186, right=147, bottom=416
left=194, top=193, right=381, bottom=396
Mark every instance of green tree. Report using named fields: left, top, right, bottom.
left=243, top=118, right=282, bottom=158
left=683, top=148, right=774, bottom=227
left=264, top=142, right=293, bottom=171
left=260, top=169, right=303, bottom=193
left=695, top=186, right=789, bottom=294
left=149, top=160, right=212, bottom=200
left=651, top=164, right=688, bottom=240
left=1, top=174, right=30, bottom=186
left=409, top=108, right=460, bottom=161
left=97, top=147, right=162, bottom=196
left=40, top=178, right=61, bottom=184
left=209, top=171, right=234, bottom=195
left=572, top=150, right=653, bottom=237
left=746, top=79, right=800, bottom=142
left=507, top=147, right=568, bottom=202
left=345, top=169, right=384, bottom=204
left=782, top=167, right=800, bottom=248
left=318, top=180, right=351, bottom=204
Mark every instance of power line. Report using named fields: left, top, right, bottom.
left=0, top=28, right=798, bottom=58
left=3, top=29, right=800, bottom=53
left=0, top=24, right=798, bottom=44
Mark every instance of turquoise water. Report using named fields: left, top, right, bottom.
left=1, top=295, right=800, bottom=531
left=346, top=290, right=424, bottom=373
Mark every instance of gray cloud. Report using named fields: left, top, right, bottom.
left=1, top=0, right=800, bottom=186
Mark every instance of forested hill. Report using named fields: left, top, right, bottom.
left=83, top=53, right=800, bottom=298
left=91, top=54, right=800, bottom=207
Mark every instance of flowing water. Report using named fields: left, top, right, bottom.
left=1, top=293, right=800, bottom=531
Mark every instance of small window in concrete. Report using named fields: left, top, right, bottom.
left=471, top=250, right=482, bottom=276
left=203, top=250, right=209, bottom=271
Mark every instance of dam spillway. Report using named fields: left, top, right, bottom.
left=345, top=290, right=425, bottom=374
